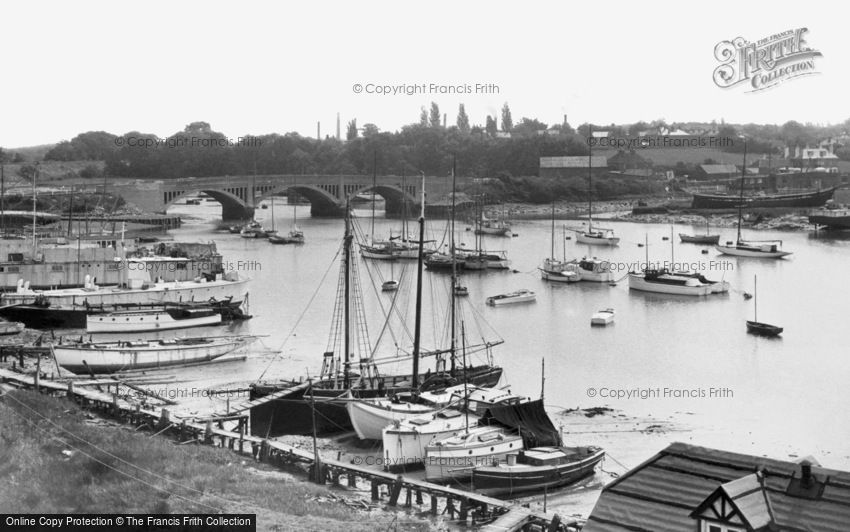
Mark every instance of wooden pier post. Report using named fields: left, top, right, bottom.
left=180, top=419, right=187, bottom=442
left=67, top=381, right=74, bottom=398
left=348, top=474, right=356, bottom=488
left=111, top=393, right=119, bottom=417
left=459, top=498, right=468, bottom=523
left=34, top=356, right=41, bottom=391
left=388, top=476, right=404, bottom=506
left=430, top=495, right=438, bottom=516
left=159, top=408, right=170, bottom=429
left=205, top=420, right=214, bottom=444
left=370, top=479, right=379, bottom=501
left=415, top=489, right=423, bottom=505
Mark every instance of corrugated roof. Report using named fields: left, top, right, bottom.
left=584, top=442, right=850, bottom=532
left=540, top=156, right=608, bottom=168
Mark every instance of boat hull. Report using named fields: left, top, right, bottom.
left=52, top=337, right=250, bottom=374
left=692, top=187, right=835, bottom=209
left=715, top=245, right=792, bottom=258
left=424, top=428, right=523, bottom=482
left=576, top=233, right=619, bottom=246
left=1, top=277, right=250, bottom=309
left=471, top=447, right=605, bottom=497
left=746, top=320, right=783, bottom=336
left=486, top=291, right=536, bottom=305
left=383, top=415, right=479, bottom=471
left=679, top=234, right=720, bottom=244
left=540, top=269, right=580, bottom=283
left=628, top=274, right=713, bottom=296
left=86, top=310, right=222, bottom=333
left=348, top=400, right=436, bottom=441
left=249, top=366, right=503, bottom=437
left=809, top=211, right=850, bottom=229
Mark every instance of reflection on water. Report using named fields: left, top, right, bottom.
left=158, top=200, right=850, bottom=469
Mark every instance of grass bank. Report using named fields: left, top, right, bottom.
left=0, top=389, right=429, bottom=531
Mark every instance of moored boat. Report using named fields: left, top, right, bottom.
left=591, top=308, right=615, bottom=326
left=471, top=446, right=605, bottom=497
left=679, top=233, right=721, bottom=244
left=486, top=289, right=536, bottom=306
left=746, top=275, right=782, bottom=336
left=86, top=306, right=222, bottom=333
left=269, top=228, right=305, bottom=244
left=539, top=259, right=580, bottom=283
left=809, top=206, right=850, bottom=229
left=567, top=257, right=615, bottom=283
left=628, top=269, right=718, bottom=296
left=691, top=187, right=836, bottom=209
left=52, top=335, right=254, bottom=374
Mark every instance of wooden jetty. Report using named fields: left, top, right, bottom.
left=0, top=368, right=580, bottom=531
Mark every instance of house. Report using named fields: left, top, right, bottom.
left=584, top=442, right=850, bottom=532
left=695, top=164, right=739, bottom=180
left=785, top=140, right=840, bottom=170
left=539, top=156, right=608, bottom=178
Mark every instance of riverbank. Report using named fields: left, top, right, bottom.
left=0, top=389, right=430, bottom=531
left=493, top=200, right=820, bottom=232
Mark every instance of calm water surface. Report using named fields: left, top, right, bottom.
left=160, top=199, right=850, bottom=471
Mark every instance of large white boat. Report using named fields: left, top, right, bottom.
left=86, top=306, right=223, bottom=333
left=568, top=257, right=616, bottom=282
left=1, top=273, right=249, bottom=308
left=628, top=269, right=729, bottom=296
left=52, top=336, right=254, bottom=374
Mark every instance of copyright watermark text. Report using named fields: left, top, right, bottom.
left=352, top=82, right=500, bottom=96
left=586, top=386, right=734, bottom=400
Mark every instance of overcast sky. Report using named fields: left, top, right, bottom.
left=1, top=0, right=844, bottom=148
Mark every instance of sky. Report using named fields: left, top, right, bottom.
left=1, top=0, right=846, bottom=148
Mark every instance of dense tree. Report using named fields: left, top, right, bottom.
left=346, top=119, right=358, bottom=141
left=44, top=131, right=118, bottom=161
left=500, top=103, right=513, bottom=132
left=627, top=121, right=649, bottom=136
left=361, top=123, right=380, bottom=137
left=456, top=104, right=470, bottom=133
left=511, top=118, right=547, bottom=137
left=429, top=102, right=441, bottom=128
left=485, top=115, right=497, bottom=136
left=419, top=107, right=428, bottom=126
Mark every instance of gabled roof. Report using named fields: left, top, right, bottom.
left=584, top=442, right=850, bottom=532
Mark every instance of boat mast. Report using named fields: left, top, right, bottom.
left=550, top=200, right=555, bottom=260
left=270, top=189, right=275, bottom=232
left=461, top=320, right=469, bottom=433
left=588, top=125, right=593, bottom=233
left=736, top=138, right=747, bottom=244
left=670, top=226, right=674, bottom=269
left=371, top=150, right=377, bottom=243
left=293, top=176, right=298, bottom=230
left=343, top=201, right=352, bottom=389
left=450, top=158, right=458, bottom=375
left=754, top=274, right=758, bottom=323
left=411, top=173, right=426, bottom=391
left=32, top=163, right=38, bottom=252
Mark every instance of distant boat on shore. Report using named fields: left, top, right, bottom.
left=690, top=187, right=835, bottom=209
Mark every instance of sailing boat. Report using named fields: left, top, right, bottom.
left=540, top=201, right=580, bottom=282
left=746, top=275, right=783, bottom=336
left=348, top=168, right=505, bottom=440
left=269, top=184, right=305, bottom=244
left=679, top=218, right=720, bottom=244
left=573, top=127, right=619, bottom=246
left=360, top=153, right=399, bottom=260
left=715, top=140, right=792, bottom=258
left=465, top=198, right=510, bottom=270
left=248, top=199, right=503, bottom=437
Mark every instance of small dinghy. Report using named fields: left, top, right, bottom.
left=591, top=308, right=615, bottom=326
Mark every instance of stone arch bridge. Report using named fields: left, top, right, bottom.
left=111, top=174, right=458, bottom=220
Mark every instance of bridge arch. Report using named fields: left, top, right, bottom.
left=348, top=184, right=419, bottom=217
left=255, top=184, right=345, bottom=217
left=164, top=189, right=254, bottom=220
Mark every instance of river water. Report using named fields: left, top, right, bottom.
left=152, top=198, right=850, bottom=511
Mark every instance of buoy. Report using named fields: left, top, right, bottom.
left=512, top=233, right=519, bottom=237
left=743, top=292, right=753, bottom=300
left=701, top=249, right=709, bottom=254
left=662, top=236, right=669, bottom=241
left=637, top=243, right=644, bottom=247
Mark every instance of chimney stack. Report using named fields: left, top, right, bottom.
left=801, top=461, right=813, bottom=487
